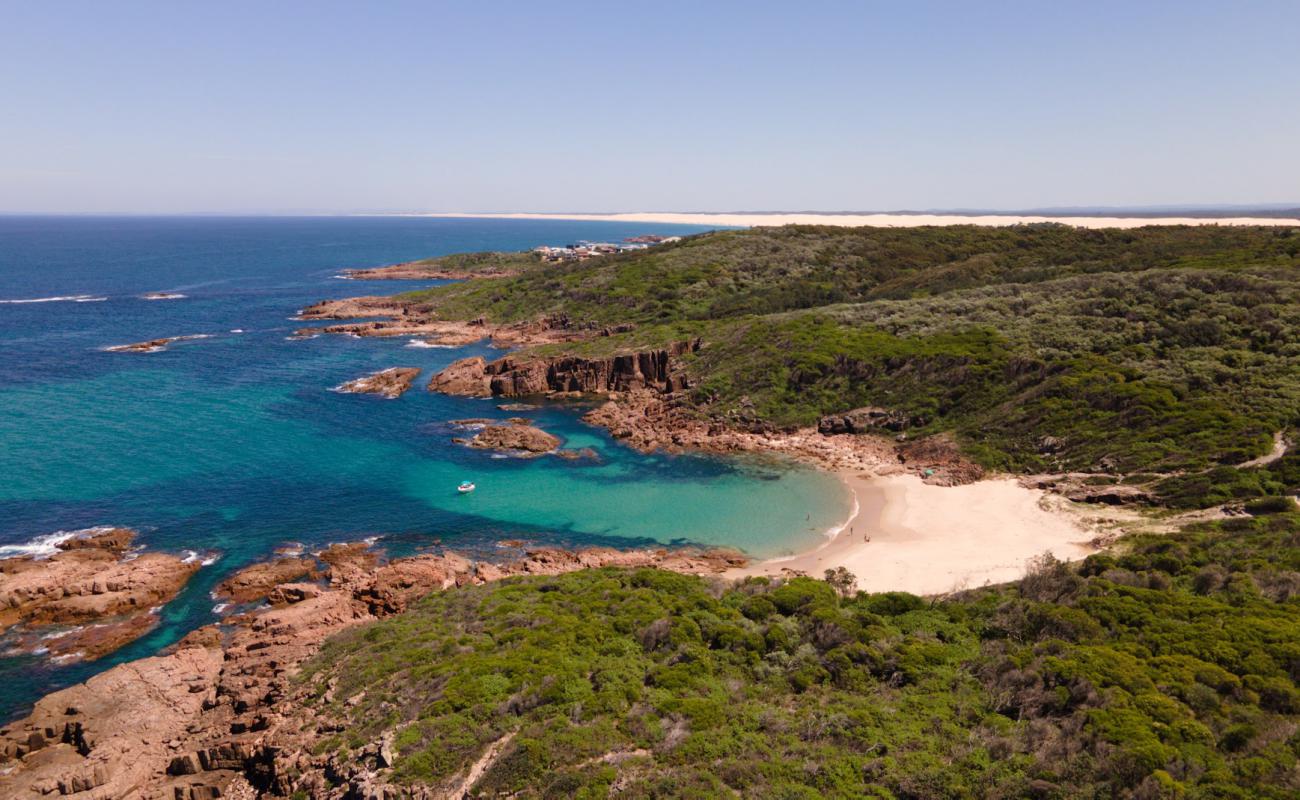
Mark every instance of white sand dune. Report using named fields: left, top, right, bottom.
left=408, top=211, right=1300, bottom=230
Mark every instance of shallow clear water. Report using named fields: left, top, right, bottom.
left=0, top=216, right=849, bottom=718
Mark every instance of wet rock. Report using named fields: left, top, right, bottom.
left=55, top=527, right=136, bottom=554
left=555, top=447, right=600, bottom=461
left=105, top=334, right=211, bottom=353
left=0, top=529, right=199, bottom=658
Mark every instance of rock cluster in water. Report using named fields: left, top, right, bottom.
left=334, top=367, right=421, bottom=399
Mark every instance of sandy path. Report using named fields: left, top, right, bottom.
left=1239, top=431, right=1289, bottom=468
left=404, top=211, right=1300, bottom=230
left=729, top=473, right=1098, bottom=596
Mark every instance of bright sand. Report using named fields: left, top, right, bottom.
left=410, top=211, right=1300, bottom=230
left=729, top=473, right=1098, bottom=596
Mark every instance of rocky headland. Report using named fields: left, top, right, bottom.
left=0, top=542, right=745, bottom=798
left=296, top=297, right=636, bottom=349
left=0, top=528, right=200, bottom=661
left=333, top=367, right=421, bottom=399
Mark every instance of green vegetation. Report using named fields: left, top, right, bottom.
left=289, top=225, right=1300, bottom=795
left=402, top=250, right=542, bottom=274
left=304, top=513, right=1300, bottom=798
left=397, top=225, right=1300, bottom=502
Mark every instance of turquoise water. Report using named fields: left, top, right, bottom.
left=0, top=216, right=849, bottom=718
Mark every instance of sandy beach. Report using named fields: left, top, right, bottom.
left=730, top=472, right=1099, bottom=596
left=408, top=211, right=1300, bottom=230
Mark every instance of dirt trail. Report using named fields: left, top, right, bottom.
left=1239, top=431, right=1289, bottom=469
left=453, top=731, right=517, bottom=798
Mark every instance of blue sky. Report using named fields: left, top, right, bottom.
left=1, top=0, right=1296, bottom=213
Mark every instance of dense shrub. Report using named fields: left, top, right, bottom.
left=301, top=514, right=1300, bottom=798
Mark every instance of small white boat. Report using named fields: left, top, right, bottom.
left=457, top=481, right=476, bottom=494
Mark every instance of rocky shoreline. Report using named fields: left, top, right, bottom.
left=342, top=261, right=523, bottom=280
left=294, top=298, right=624, bottom=349
left=425, top=351, right=986, bottom=486
left=0, top=541, right=745, bottom=798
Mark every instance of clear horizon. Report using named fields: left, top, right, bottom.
left=3, top=0, right=1297, bottom=214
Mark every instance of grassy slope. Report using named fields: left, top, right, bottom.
left=303, top=512, right=1300, bottom=799
left=399, top=224, right=1300, bottom=495
left=400, top=250, right=543, bottom=273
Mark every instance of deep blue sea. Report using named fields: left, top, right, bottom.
left=0, top=215, right=848, bottom=719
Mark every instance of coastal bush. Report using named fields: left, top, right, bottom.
left=300, top=512, right=1300, bottom=797
left=397, top=225, right=1299, bottom=487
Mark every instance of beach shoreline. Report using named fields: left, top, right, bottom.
left=398, top=210, right=1300, bottom=230
left=730, top=469, right=1106, bottom=596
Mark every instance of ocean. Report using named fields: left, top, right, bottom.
left=0, top=215, right=849, bottom=719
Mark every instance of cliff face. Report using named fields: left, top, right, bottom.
left=429, top=339, right=700, bottom=398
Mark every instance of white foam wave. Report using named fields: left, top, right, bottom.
left=405, top=339, right=452, bottom=348
left=823, top=490, right=861, bottom=541
left=0, top=294, right=107, bottom=304
left=182, top=550, right=220, bottom=566
left=212, top=603, right=230, bottom=614
left=0, top=526, right=120, bottom=559
left=230, top=328, right=245, bottom=334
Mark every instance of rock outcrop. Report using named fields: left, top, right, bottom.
left=1021, top=474, right=1155, bottom=506
left=104, top=334, right=211, bottom=353
left=428, top=355, right=493, bottom=397
left=215, top=557, right=322, bottom=604
left=897, top=434, right=986, bottom=486
left=467, top=422, right=562, bottom=455
left=0, top=528, right=200, bottom=660
left=818, top=406, right=925, bottom=435
left=334, top=367, right=421, bottom=399
left=0, top=644, right=225, bottom=799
